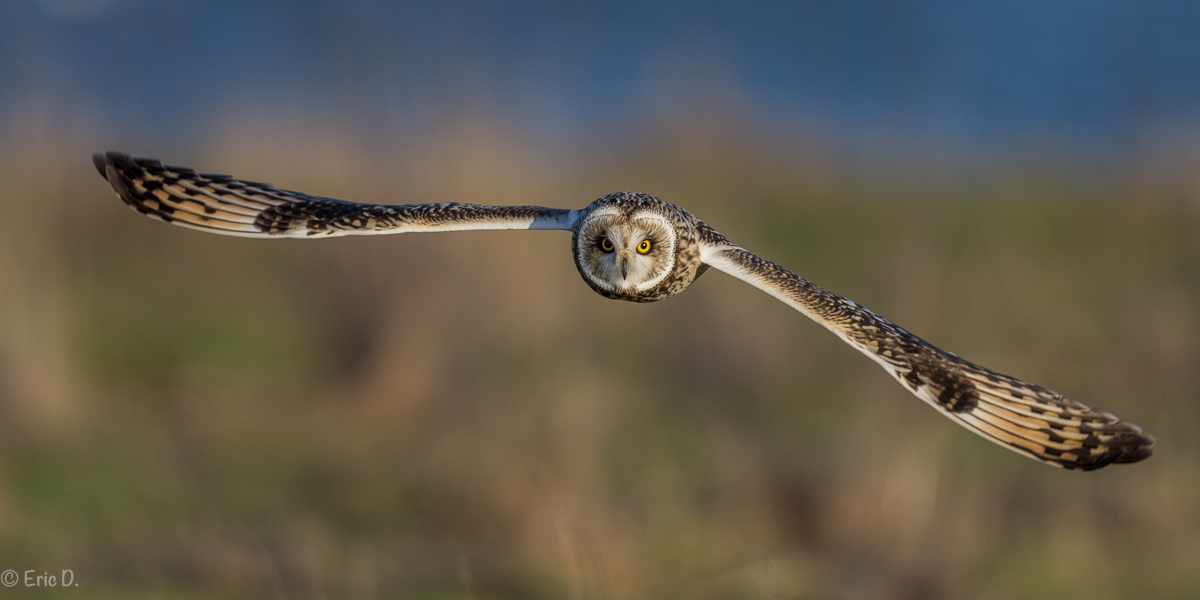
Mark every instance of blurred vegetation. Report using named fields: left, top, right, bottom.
left=0, top=113, right=1198, bottom=599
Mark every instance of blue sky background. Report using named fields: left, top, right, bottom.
left=5, top=0, right=1200, bottom=165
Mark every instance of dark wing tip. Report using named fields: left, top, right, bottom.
left=1110, top=432, right=1155, bottom=465
left=94, top=149, right=135, bottom=165
left=91, top=152, right=109, bottom=178
left=1071, top=427, right=1155, bottom=471
left=94, top=151, right=133, bottom=201
left=94, top=151, right=169, bottom=171
left=1093, top=419, right=1155, bottom=467
left=93, top=151, right=140, bottom=182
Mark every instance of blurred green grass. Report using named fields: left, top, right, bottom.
left=0, top=121, right=1197, bottom=599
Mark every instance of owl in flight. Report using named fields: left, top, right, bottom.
left=94, top=152, right=1154, bottom=471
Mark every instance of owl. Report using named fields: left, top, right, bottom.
left=94, top=152, right=1154, bottom=471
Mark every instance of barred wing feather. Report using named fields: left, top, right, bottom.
left=94, top=152, right=575, bottom=238
left=699, top=226, right=1154, bottom=471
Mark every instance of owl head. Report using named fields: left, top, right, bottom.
left=572, top=192, right=684, bottom=302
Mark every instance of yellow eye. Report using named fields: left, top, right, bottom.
left=600, top=237, right=614, bottom=252
left=637, top=239, right=652, bottom=254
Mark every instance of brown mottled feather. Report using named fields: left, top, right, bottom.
left=698, top=225, right=1154, bottom=471
left=93, top=152, right=574, bottom=237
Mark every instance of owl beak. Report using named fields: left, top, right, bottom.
left=619, top=255, right=629, bottom=280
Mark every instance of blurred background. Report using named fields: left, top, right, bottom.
left=2, top=1, right=1199, bottom=598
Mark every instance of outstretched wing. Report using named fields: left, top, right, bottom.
left=94, top=152, right=576, bottom=238
left=698, top=224, right=1154, bottom=471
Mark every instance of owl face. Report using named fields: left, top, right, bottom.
left=573, top=207, right=677, bottom=298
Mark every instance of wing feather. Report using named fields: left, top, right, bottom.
left=94, top=152, right=576, bottom=238
left=697, top=224, right=1154, bottom=470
